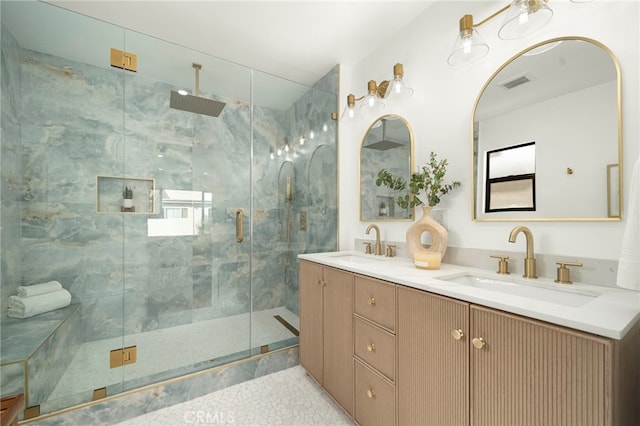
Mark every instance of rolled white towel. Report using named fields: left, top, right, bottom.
left=16, top=280, right=63, bottom=297
left=8, top=289, right=72, bottom=319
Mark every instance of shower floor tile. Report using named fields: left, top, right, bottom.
left=47, top=307, right=299, bottom=403
left=113, top=365, right=354, bottom=426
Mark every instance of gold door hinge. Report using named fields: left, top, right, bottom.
left=24, top=405, right=41, bottom=420
left=93, top=387, right=107, bottom=401
left=110, top=48, right=138, bottom=72
left=110, top=345, right=137, bottom=368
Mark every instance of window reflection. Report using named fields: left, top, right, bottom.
left=148, top=190, right=213, bottom=236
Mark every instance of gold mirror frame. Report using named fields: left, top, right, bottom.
left=471, top=37, right=623, bottom=222
left=360, top=114, right=414, bottom=222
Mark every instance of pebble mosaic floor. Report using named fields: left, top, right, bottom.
left=114, top=365, right=355, bottom=426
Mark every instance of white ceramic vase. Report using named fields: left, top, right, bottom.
left=123, top=199, right=134, bottom=209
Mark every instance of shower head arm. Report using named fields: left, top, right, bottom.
left=192, top=63, right=202, bottom=97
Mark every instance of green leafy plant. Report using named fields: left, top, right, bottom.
left=376, top=151, right=461, bottom=209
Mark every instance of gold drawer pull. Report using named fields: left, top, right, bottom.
left=367, top=389, right=376, bottom=398
left=368, top=297, right=376, bottom=305
left=472, top=337, right=486, bottom=350
left=366, top=343, right=376, bottom=352
left=451, top=329, right=464, bottom=340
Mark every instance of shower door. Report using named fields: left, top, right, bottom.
left=1, top=0, right=337, bottom=419
left=119, top=30, right=254, bottom=389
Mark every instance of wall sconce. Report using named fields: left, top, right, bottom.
left=341, top=63, right=413, bottom=120
left=448, top=0, right=554, bottom=66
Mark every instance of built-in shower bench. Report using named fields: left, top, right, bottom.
left=0, top=304, right=81, bottom=417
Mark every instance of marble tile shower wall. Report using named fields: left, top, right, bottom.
left=0, top=22, right=23, bottom=315
left=280, top=66, right=339, bottom=315
left=3, top=42, right=336, bottom=346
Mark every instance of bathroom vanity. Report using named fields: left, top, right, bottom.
left=298, top=252, right=640, bottom=426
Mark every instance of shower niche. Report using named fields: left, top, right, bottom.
left=96, top=176, right=156, bottom=214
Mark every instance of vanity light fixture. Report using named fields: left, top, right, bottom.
left=385, top=63, right=414, bottom=101
left=448, top=0, right=554, bottom=66
left=341, top=63, right=413, bottom=120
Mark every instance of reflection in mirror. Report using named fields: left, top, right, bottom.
left=148, top=190, right=213, bottom=236
left=360, top=115, right=413, bottom=221
left=485, top=142, right=536, bottom=212
left=472, top=37, right=622, bottom=221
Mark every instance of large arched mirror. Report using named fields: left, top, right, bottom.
left=360, top=115, right=413, bottom=221
left=472, top=37, right=622, bottom=221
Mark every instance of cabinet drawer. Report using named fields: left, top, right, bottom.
left=355, top=359, right=396, bottom=426
left=354, top=316, right=395, bottom=381
left=354, top=276, right=395, bottom=331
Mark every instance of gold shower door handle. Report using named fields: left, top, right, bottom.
left=236, top=209, right=244, bottom=243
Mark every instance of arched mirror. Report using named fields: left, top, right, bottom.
left=472, top=37, right=622, bottom=221
left=360, top=115, right=413, bottom=221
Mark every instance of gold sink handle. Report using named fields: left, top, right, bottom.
left=490, top=255, right=510, bottom=274
left=554, top=261, right=583, bottom=284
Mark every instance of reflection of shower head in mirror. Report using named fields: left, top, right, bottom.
left=286, top=177, right=292, bottom=201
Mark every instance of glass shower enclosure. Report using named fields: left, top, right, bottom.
left=0, top=1, right=338, bottom=419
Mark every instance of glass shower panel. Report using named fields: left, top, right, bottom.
left=0, top=0, right=127, bottom=415
left=120, top=30, right=252, bottom=389
left=250, top=69, right=338, bottom=355
left=0, top=1, right=337, bottom=420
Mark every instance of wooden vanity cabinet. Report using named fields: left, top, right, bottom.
left=353, top=275, right=397, bottom=426
left=299, top=260, right=354, bottom=416
left=398, top=286, right=640, bottom=426
left=397, top=286, right=470, bottom=426
left=470, top=305, right=613, bottom=426
left=300, top=259, right=640, bottom=426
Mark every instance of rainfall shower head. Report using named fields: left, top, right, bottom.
left=363, top=119, right=406, bottom=151
left=170, top=63, right=226, bottom=117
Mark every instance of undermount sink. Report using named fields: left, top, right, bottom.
left=328, top=253, right=384, bottom=264
left=436, top=273, right=601, bottom=307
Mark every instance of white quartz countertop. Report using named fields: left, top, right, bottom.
left=298, top=251, right=640, bottom=340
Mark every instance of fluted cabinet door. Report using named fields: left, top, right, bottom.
left=299, top=260, right=324, bottom=385
left=397, top=287, right=470, bottom=426
left=470, top=305, right=612, bottom=426
left=323, top=267, right=354, bottom=416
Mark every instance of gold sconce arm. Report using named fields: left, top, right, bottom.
left=449, top=0, right=553, bottom=66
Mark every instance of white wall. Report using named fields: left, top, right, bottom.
left=339, top=0, right=639, bottom=260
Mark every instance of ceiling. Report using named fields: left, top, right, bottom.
left=45, top=1, right=436, bottom=88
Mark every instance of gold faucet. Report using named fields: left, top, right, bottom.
left=508, top=226, right=537, bottom=279
left=365, top=224, right=383, bottom=256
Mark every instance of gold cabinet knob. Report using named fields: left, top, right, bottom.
left=472, top=337, right=486, bottom=350
left=367, top=389, right=376, bottom=398
left=451, top=329, right=464, bottom=340
left=368, top=297, right=376, bottom=305
left=316, top=278, right=322, bottom=286
left=366, top=343, right=376, bottom=352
